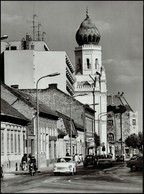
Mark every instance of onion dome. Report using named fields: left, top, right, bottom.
left=76, top=14, right=101, bottom=46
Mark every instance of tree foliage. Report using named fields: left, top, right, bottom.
left=138, top=132, right=143, bottom=151
left=125, top=132, right=143, bottom=150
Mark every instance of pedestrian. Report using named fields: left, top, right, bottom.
left=1, top=166, right=4, bottom=179
left=21, top=154, right=28, bottom=170
left=29, top=155, right=37, bottom=171
left=66, top=152, right=70, bottom=156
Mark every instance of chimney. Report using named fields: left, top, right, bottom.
left=48, top=83, right=58, bottom=89
left=11, top=85, right=19, bottom=89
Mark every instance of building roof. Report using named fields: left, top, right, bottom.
left=74, top=122, right=84, bottom=132
left=1, top=98, right=29, bottom=125
left=57, top=111, right=78, bottom=137
left=20, top=83, right=95, bottom=113
left=57, top=128, right=67, bottom=138
left=107, top=95, right=133, bottom=113
left=1, top=82, right=59, bottom=120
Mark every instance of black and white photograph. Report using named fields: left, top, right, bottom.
left=1, top=1, right=143, bottom=193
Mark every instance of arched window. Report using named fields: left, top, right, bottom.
left=92, top=35, right=96, bottom=42
left=95, top=58, right=98, bottom=69
left=96, top=37, right=100, bottom=43
left=88, top=35, right=91, bottom=42
left=84, top=35, right=87, bottom=43
left=107, top=133, right=114, bottom=142
left=87, top=58, right=90, bottom=69
left=76, top=58, right=82, bottom=74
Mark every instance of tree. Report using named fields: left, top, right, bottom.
left=94, top=132, right=100, bottom=155
left=138, top=132, right=143, bottom=151
left=125, top=133, right=139, bottom=149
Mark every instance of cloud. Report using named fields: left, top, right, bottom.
left=103, top=58, right=142, bottom=84
left=115, top=74, right=142, bottom=84
left=1, top=13, right=25, bottom=25
left=95, top=20, right=112, bottom=33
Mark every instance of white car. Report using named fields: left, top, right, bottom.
left=53, top=156, right=77, bottom=176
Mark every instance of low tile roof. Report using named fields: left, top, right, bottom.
left=107, top=95, right=121, bottom=106
left=57, top=128, right=67, bottom=138
left=20, top=87, right=95, bottom=113
left=57, top=111, right=78, bottom=137
left=1, top=98, right=29, bottom=123
left=74, top=122, right=84, bottom=132
left=1, top=82, right=59, bottom=119
left=107, top=95, right=133, bottom=112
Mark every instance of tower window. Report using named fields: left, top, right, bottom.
left=84, top=35, right=87, bottom=43
left=87, top=58, right=90, bottom=69
left=132, top=119, right=136, bottom=125
left=76, top=58, right=82, bottom=74
left=93, top=35, right=96, bottom=42
left=88, top=35, right=91, bottom=42
left=107, top=133, right=114, bottom=142
left=11, top=46, right=17, bottom=50
left=95, top=58, right=98, bottom=69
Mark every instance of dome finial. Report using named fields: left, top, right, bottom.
left=86, top=6, right=89, bottom=18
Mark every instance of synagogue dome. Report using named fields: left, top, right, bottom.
left=76, top=14, right=101, bottom=46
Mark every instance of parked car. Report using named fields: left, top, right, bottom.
left=53, top=156, right=77, bottom=175
left=115, top=155, right=124, bottom=162
left=83, top=155, right=97, bottom=168
left=126, top=155, right=143, bottom=171
left=97, top=158, right=113, bottom=167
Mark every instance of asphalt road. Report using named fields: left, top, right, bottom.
left=1, top=163, right=143, bottom=193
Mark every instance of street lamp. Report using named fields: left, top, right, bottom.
left=69, top=93, right=88, bottom=157
left=115, top=92, right=127, bottom=155
left=89, top=73, right=101, bottom=154
left=36, top=72, right=60, bottom=170
left=88, top=103, right=99, bottom=154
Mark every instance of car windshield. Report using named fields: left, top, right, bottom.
left=86, top=156, right=93, bottom=159
left=57, top=157, right=72, bottom=163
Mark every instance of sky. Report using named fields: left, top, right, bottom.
left=1, top=1, right=143, bottom=131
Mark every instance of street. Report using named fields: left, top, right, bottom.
left=1, top=163, right=143, bottom=193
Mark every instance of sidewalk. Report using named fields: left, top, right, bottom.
left=3, top=162, right=83, bottom=180
left=2, top=163, right=54, bottom=180
left=2, top=162, right=122, bottom=180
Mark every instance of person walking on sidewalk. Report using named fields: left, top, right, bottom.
left=21, top=154, right=28, bottom=171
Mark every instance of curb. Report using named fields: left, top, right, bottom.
left=103, top=163, right=125, bottom=172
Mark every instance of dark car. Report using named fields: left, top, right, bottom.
left=126, top=155, right=143, bottom=171
left=83, top=155, right=97, bottom=168
left=97, top=157, right=113, bottom=167
left=115, top=155, right=124, bottom=162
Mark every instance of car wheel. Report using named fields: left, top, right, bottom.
left=54, top=172, right=57, bottom=176
left=131, top=165, right=137, bottom=171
